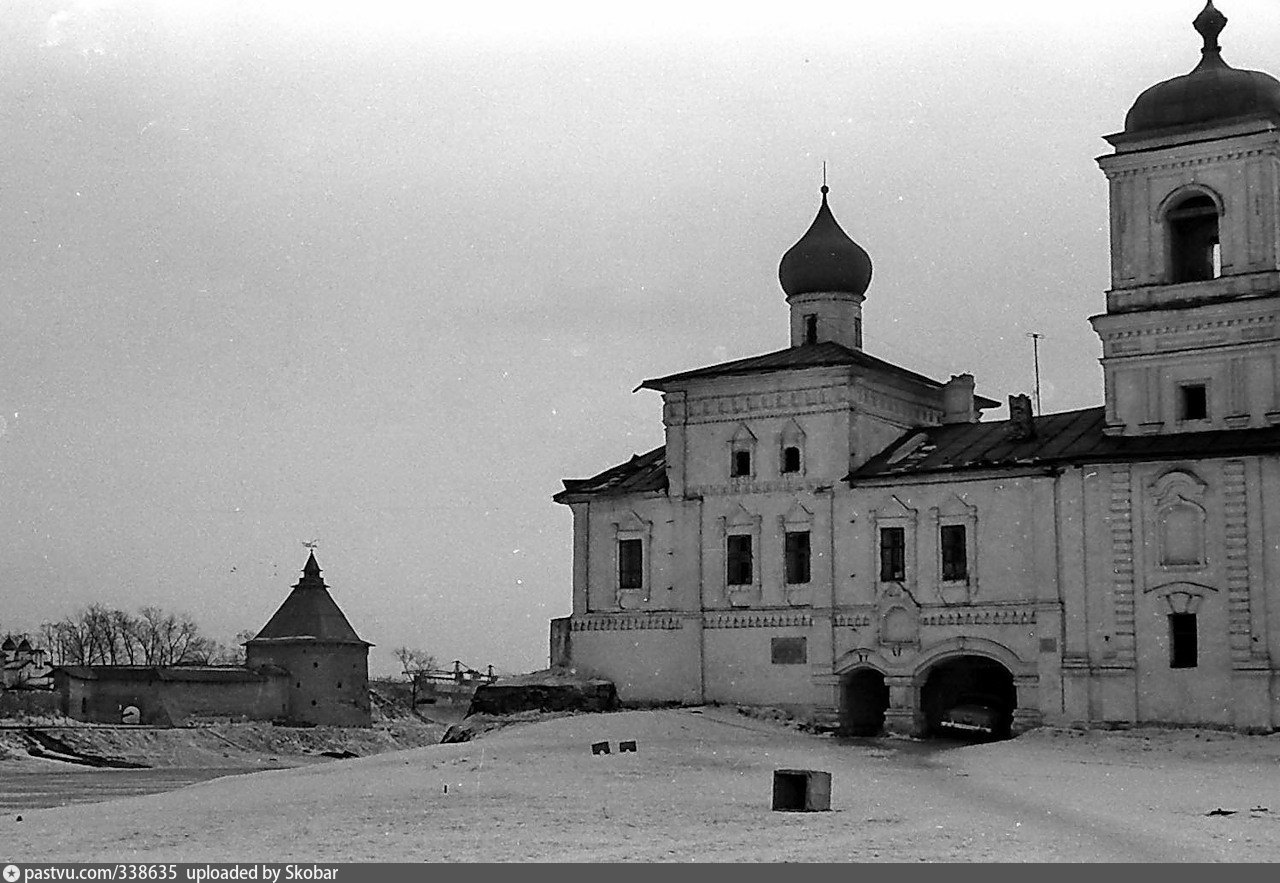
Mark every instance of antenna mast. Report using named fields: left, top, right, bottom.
left=1026, top=332, right=1044, bottom=415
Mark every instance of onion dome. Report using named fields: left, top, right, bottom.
left=1125, top=2, right=1280, bottom=135
left=778, top=185, right=873, bottom=298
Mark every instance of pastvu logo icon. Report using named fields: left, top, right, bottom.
left=3, top=864, right=19, bottom=882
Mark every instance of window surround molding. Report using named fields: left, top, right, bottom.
left=720, top=503, right=761, bottom=608
left=869, top=494, right=918, bottom=599
left=929, top=494, right=978, bottom=604
left=1145, top=580, right=1217, bottom=615
left=729, top=423, right=757, bottom=482
left=612, top=509, right=653, bottom=610
left=1147, top=469, right=1209, bottom=572
left=779, top=500, right=814, bottom=607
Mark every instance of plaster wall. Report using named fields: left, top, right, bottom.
left=568, top=621, right=701, bottom=704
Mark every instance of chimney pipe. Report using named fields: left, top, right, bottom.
left=942, top=374, right=977, bottom=424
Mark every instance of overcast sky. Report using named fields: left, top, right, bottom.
left=4, top=0, right=1277, bottom=676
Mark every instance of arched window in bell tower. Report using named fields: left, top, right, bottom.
left=1166, top=194, right=1220, bottom=283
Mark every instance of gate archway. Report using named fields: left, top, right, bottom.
left=840, top=668, right=889, bottom=736
left=919, top=655, right=1016, bottom=739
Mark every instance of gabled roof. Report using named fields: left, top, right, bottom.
left=249, top=553, right=370, bottom=646
left=851, top=406, right=1280, bottom=480
left=640, top=341, right=999, bottom=407
left=554, top=446, right=668, bottom=503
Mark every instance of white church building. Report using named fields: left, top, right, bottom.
left=552, top=2, right=1280, bottom=735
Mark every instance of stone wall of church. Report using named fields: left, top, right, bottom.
left=567, top=616, right=702, bottom=704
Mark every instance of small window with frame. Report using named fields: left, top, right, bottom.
left=726, top=534, right=753, bottom=586
left=1169, top=613, right=1197, bottom=668
left=618, top=538, right=643, bottom=590
left=804, top=314, right=818, bottom=345
left=784, top=530, right=811, bottom=585
left=879, top=526, right=906, bottom=582
left=731, top=449, right=752, bottom=478
left=940, top=524, right=968, bottom=581
left=1179, top=383, right=1208, bottom=421
left=781, top=446, right=802, bottom=474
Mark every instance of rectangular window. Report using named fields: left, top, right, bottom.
left=1170, top=613, right=1198, bottom=668
left=726, top=534, right=753, bottom=586
left=731, top=449, right=752, bottom=477
left=879, top=526, right=906, bottom=582
left=618, top=538, right=643, bottom=590
left=781, top=446, right=802, bottom=474
left=784, top=531, right=811, bottom=585
left=804, top=314, right=818, bottom=344
left=771, top=637, right=807, bottom=665
left=1180, top=384, right=1208, bottom=421
left=940, top=524, right=968, bottom=581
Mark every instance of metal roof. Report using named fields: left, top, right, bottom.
left=851, top=406, right=1280, bottom=480
left=554, top=446, right=668, bottom=502
left=640, top=341, right=1000, bottom=404
left=249, top=553, right=370, bottom=646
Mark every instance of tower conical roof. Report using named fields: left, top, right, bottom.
left=250, top=553, right=369, bottom=645
left=778, top=186, right=872, bottom=298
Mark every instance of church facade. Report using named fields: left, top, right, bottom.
left=552, top=3, right=1280, bottom=735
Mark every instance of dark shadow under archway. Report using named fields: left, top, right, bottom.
left=841, top=668, right=889, bottom=736
left=920, top=655, right=1016, bottom=740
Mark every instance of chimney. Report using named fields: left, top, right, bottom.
left=1008, top=394, right=1035, bottom=441
left=942, top=374, right=977, bottom=424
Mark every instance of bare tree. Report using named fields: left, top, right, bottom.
left=394, top=646, right=437, bottom=708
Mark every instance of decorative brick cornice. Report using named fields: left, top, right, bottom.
left=703, top=612, right=811, bottom=629
left=919, top=607, right=1036, bottom=627
left=833, top=613, right=874, bottom=628
left=1099, top=312, right=1279, bottom=357
left=571, top=615, right=684, bottom=632
left=1104, top=147, right=1274, bottom=178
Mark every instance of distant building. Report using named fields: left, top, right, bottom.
left=553, top=3, right=1280, bottom=735
left=56, top=553, right=372, bottom=726
left=2, top=636, right=52, bottom=690
left=245, top=551, right=373, bottom=727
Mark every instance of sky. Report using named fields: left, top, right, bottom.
left=4, top=0, right=1279, bottom=677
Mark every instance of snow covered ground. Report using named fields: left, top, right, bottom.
left=5, top=707, right=1280, bottom=862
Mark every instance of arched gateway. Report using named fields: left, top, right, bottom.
left=919, top=655, right=1017, bottom=739
left=840, top=668, right=890, bottom=736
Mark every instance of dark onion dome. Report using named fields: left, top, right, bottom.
left=1125, top=2, right=1280, bottom=135
left=778, top=185, right=872, bottom=298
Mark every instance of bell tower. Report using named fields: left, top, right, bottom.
left=1091, top=2, right=1280, bottom=435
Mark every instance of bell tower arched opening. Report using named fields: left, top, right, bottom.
left=1166, top=194, right=1221, bottom=283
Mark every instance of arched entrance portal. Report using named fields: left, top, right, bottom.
left=920, top=655, right=1016, bottom=739
left=841, top=668, right=889, bottom=736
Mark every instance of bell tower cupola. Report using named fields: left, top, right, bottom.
left=779, top=185, right=873, bottom=350
left=1092, top=2, right=1280, bottom=435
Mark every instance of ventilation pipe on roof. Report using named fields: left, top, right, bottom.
left=942, top=374, right=978, bottom=424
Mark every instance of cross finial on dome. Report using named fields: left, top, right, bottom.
left=1194, top=1, right=1227, bottom=55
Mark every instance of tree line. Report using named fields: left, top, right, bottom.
left=16, top=605, right=256, bottom=667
